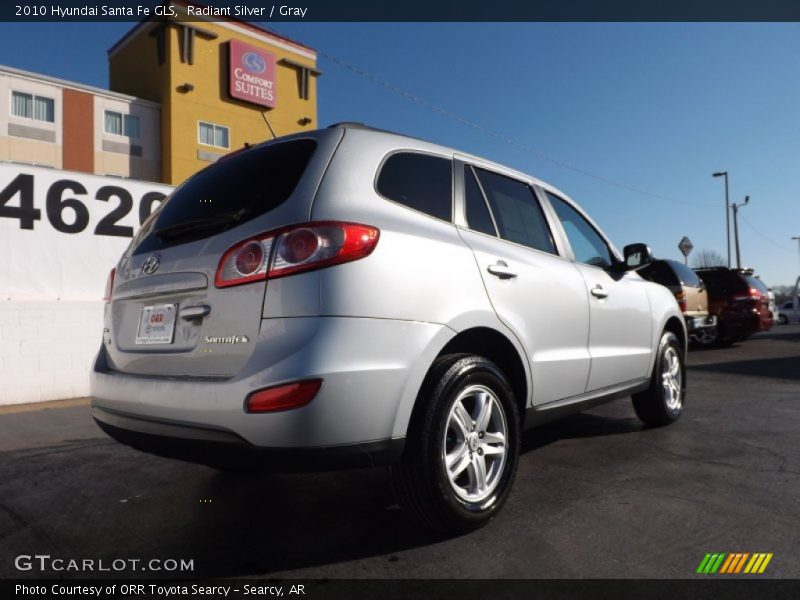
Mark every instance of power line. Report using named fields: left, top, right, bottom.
left=264, top=29, right=718, bottom=209
left=739, top=214, right=794, bottom=253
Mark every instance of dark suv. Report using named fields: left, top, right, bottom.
left=693, top=267, right=774, bottom=346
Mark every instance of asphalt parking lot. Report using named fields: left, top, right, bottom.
left=1, top=325, right=799, bottom=580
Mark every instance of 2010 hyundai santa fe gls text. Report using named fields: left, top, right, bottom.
left=90, top=123, right=687, bottom=533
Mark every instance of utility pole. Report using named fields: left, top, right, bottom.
left=731, top=195, right=749, bottom=269
left=713, top=171, right=731, bottom=267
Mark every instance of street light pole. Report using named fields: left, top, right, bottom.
left=713, top=171, right=731, bottom=268
left=731, top=195, right=749, bottom=269
left=793, top=236, right=800, bottom=273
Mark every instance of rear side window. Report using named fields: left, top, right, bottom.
left=376, top=152, right=452, bottom=221
left=667, top=260, right=702, bottom=287
left=134, top=139, right=317, bottom=254
left=473, top=167, right=556, bottom=254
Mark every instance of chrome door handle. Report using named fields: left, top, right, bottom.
left=180, top=305, right=211, bottom=320
left=590, top=285, right=608, bottom=299
left=487, top=261, right=517, bottom=279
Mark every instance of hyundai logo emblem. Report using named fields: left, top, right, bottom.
left=141, top=256, right=160, bottom=275
left=242, top=52, right=266, bottom=74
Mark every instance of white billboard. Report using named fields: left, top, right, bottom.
left=0, top=163, right=173, bottom=301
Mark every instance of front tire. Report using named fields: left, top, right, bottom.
left=632, top=331, right=686, bottom=427
left=390, top=355, right=520, bottom=534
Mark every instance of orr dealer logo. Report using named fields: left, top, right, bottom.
left=696, top=552, right=773, bottom=574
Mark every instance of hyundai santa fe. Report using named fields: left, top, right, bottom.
left=91, top=123, right=687, bottom=532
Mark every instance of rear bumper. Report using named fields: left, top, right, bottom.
left=91, top=316, right=450, bottom=456
left=685, top=315, right=717, bottom=333
left=93, top=406, right=404, bottom=471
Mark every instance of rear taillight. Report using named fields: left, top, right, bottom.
left=733, top=288, right=762, bottom=302
left=245, top=379, right=322, bottom=413
left=674, top=290, right=687, bottom=312
left=103, top=268, right=115, bottom=303
left=215, top=221, right=380, bottom=288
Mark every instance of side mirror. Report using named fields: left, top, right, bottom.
left=623, top=243, right=653, bottom=270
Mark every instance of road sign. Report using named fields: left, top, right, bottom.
left=679, top=236, right=694, bottom=257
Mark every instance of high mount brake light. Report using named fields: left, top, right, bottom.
left=215, top=221, right=380, bottom=288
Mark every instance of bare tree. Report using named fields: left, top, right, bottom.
left=691, top=249, right=727, bottom=268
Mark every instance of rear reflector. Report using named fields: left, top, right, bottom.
left=216, top=221, right=379, bottom=288
left=245, top=380, right=322, bottom=413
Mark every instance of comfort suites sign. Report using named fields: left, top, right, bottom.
left=229, top=39, right=277, bottom=108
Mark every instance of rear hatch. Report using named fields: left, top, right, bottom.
left=104, top=130, right=342, bottom=378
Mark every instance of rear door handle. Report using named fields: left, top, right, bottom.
left=487, top=261, right=517, bottom=279
left=590, top=285, right=608, bottom=299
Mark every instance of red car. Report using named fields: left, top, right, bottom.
left=693, top=267, right=774, bottom=346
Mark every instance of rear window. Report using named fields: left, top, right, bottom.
left=666, top=260, right=702, bottom=287
left=695, top=269, right=748, bottom=294
left=133, top=139, right=317, bottom=254
left=639, top=261, right=680, bottom=286
left=376, top=152, right=452, bottom=222
left=744, top=276, right=768, bottom=294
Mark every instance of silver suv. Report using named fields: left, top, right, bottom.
left=91, top=123, right=687, bottom=533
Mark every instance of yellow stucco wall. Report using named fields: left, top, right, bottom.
left=109, top=17, right=318, bottom=185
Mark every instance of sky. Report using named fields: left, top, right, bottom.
left=0, top=21, right=798, bottom=287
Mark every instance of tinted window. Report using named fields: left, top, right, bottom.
left=744, top=276, right=768, bottom=294
left=547, top=192, right=614, bottom=268
left=473, top=168, right=556, bottom=254
left=134, top=139, right=317, bottom=254
left=464, top=166, right=496, bottom=236
left=695, top=269, right=748, bottom=294
left=667, top=260, right=702, bottom=287
left=639, top=261, right=680, bottom=286
left=377, top=152, right=452, bottom=221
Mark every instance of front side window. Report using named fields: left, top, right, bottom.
left=12, top=91, right=54, bottom=123
left=376, top=152, right=452, bottom=221
left=547, top=192, right=614, bottom=268
left=198, top=121, right=230, bottom=149
left=472, top=167, right=556, bottom=254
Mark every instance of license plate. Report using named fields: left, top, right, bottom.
left=135, top=304, right=177, bottom=345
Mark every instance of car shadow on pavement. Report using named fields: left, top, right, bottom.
left=0, top=407, right=645, bottom=580
left=521, top=411, right=642, bottom=454
left=689, top=355, right=800, bottom=381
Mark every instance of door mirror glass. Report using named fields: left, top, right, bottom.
left=623, top=243, right=653, bottom=269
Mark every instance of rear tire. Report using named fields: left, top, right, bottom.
left=692, top=325, right=719, bottom=347
left=633, top=331, right=686, bottom=427
left=390, top=354, right=520, bottom=534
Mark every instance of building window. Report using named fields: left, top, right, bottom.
left=198, top=121, right=229, bottom=149
left=11, top=91, right=55, bottom=123
left=104, top=110, right=140, bottom=139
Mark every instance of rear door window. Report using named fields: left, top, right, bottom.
left=134, top=139, right=317, bottom=254
left=376, top=152, right=452, bottom=222
left=472, top=167, right=556, bottom=254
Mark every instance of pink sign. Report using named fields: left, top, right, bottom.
left=229, top=39, right=277, bottom=108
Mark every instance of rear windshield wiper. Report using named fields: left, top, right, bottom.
left=153, top=211, right=245, bottom=241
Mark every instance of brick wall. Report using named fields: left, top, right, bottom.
left=0, top=301, right=103, bottom=405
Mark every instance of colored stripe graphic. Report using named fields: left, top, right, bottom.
left=698, top=552, right=772, bottom=574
